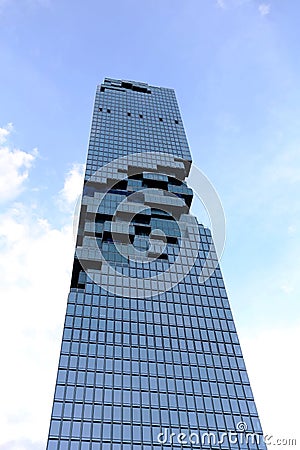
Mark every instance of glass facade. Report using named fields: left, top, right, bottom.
left=46, top=78, right=266, bottom=449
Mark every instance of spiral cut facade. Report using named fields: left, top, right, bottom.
left=47, top=78, right=266, bottom=449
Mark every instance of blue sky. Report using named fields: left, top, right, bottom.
left=0, top=0, right=299, bottom=448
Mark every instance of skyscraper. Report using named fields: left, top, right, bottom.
left=46, top=78, right=266, bottom=449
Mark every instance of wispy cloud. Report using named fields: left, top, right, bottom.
left=258, top=3, right=271, bottom=16
left=0, top=182, right=75, bottom=448
left=216, top=0, right=271, bottom=13
left=216, top=0, right=226, bottom=9
left=216, top=0, right=253, bottom=9
left=0, top=116, right=82, bottom=446
left=264, top=147, right=300, bottom=184
left=0, top=124, right=37, bottom=202
left=0, top=122, right=12, bottom=144
left=0, top=123, right=81, bottom=447
left=0, top=439, right=44, bottom=450
left=242, top=325, right=300, bottom=442
left=0, top=0, right=50, bottom=16
left=57, top=162, right=85, bottom=209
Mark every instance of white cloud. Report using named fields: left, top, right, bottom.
left=0, top=124, right=37, bottom=202
left=0, top=122, right=12, bottom=144
left=0, top=439, right=44, bottom=450
left=224, top=215, right=300, bottom=450
left=0, top=124, right=82, bottom=448
left=216, top=0, right=252, bottom=9
left=241, top=326, right=300, bottom=447
left=57, top=162, right=84, bottom=209
left=258, top=3, right=271, bottom=16
left=0, top=201, right=74, bottom=448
